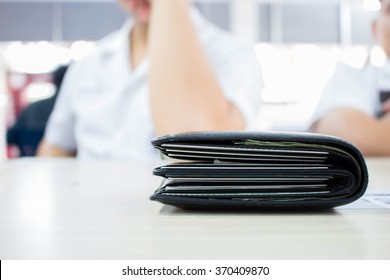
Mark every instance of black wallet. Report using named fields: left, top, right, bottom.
left=150, top=132, right=369, bottom=210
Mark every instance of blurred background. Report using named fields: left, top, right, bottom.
left=0, top=0, right=384, bottom=158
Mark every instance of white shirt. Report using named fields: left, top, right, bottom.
left=45, top=10, right=263, bottom=161
left=310, top=60, right=390, bottom=125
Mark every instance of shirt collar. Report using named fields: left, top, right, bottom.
left=99, top=18, right=135, bottom=56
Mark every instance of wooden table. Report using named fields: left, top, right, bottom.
left=0, top=158, right=389, bottom=259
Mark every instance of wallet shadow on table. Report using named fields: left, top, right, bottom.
left=158, top=204, right=338, bottom=215
left=151, top=132, right=369, bottom=211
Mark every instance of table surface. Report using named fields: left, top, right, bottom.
left=0, top=158, right=389, bottom=260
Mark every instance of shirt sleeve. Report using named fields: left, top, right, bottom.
left=310, top=63, right=375, bottom=126
left=191, top=10, right=263, bottom=130
left=44, top=64, right=77, bottom=152
left=214, top=45, right=264, bottom=130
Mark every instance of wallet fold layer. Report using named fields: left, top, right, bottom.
left=150, top=132, right=369, bottom=210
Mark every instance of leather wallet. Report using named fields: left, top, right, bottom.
left=150, top=132, right=369, bottom=210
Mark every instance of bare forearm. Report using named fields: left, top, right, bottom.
left=149, top=0, right=244, bottom=135
left=37, top=140, right=75, bottom=158
left=313, top=109, right=390, bottom=156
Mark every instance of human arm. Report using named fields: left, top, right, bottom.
left=312, top=108, right=390, bottom=156
left=148, top=0, right=245, bottom=136
left=37, top=140, right=75, bottom=157
left=37, top=64, right=77, bottom=158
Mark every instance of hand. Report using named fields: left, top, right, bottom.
left=118, top=0, right=152, bottom=23
left=382, top=99, right=390, bottom=115
left=381, top=100, right=390, bottom=124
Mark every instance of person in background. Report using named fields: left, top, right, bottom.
left=7, top=65, right=68, bottom=156
left=37, top=0, right=263, bottom=161
left=311, top=0, right=390, bottom=156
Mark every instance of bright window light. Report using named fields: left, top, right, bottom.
left=370, top=46, right=387, bottom=67
left=4, top=42, right=71, bottom=74
left=25, top=83, right=55, bottom=103
left=253, top=43, right=372, bottom=131
left=363, top=0, right=381, bottom=12
left=70, top=41, right=96, bottom=61
left=0, top=94, right=8, bottom=108
left=341, top=46, right=369, bottom=69
left=255, top=43, right=339, bottom=104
